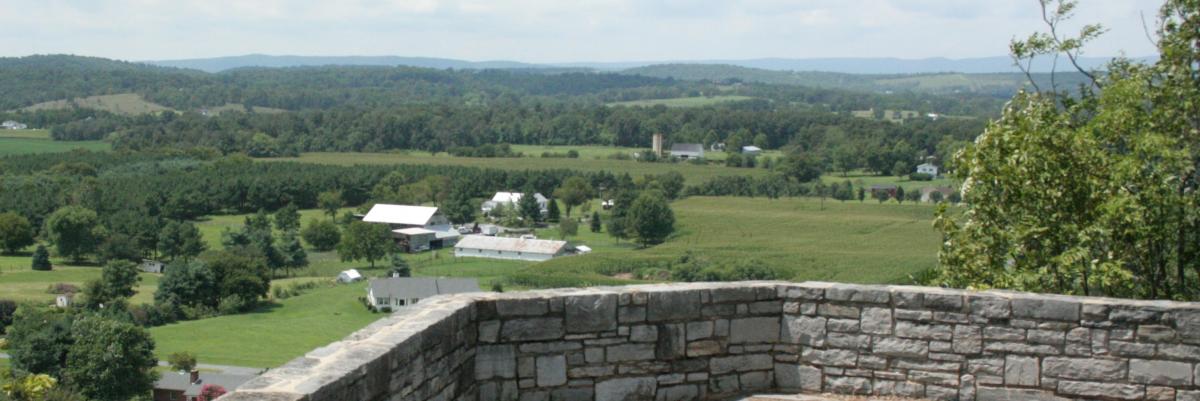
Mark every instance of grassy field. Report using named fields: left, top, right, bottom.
left=821, top=170, right=957, bottom=190
left=0, top=129, right=109, bottom=156
left=607, top=95, right=756, bottom=107
left=148, top=283, right=381, bottom=368
left=19, top=93, right=173, bottom=115
left=0, top=255, right=159, bottom=305
left=282, top=151, right=772, bottom=183
left=531, top=196, right=942, bottom=285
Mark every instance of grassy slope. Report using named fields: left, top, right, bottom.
left=148, top=283, right=380, bottom=368
left=0, top=255, right=159, bottom=305
left=0, top=129, right=109, bottom=156
left=19, top=93, right=173, bottom=115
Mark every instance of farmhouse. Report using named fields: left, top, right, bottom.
left=916, top=162, right=939, bottom=176
left=1, top=120, right=27, bottom=130
left=366, top=277, right=481, bottom=310
left=481, top=192, right=548, bottom=215
left=453, top=235, right=569, bottom=262
left=669, top=143, right=705, bottom=159
left=363, top=204, right=459, bottom=250
left=337, top=269, right=363, bottom=283
left=741, top=145, right=762, bottom=155
left=153, top=370, right=253, bottom=401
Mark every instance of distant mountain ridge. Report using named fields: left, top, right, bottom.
left=147, top=54, right=1155, bottom=74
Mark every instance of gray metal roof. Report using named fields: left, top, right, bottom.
left=368, top=277, right=481, bottom=299
left=156, top=372, right=254, bottom=396
left=670, top=143, right=704, bottom=153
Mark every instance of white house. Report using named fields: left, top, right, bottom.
left=366, top=277, right=481, bottom=310
left=670, top=143, right=705, bottom=160
left=916, top=163, right=939, bottom=177
left=454, top=235, right=569, bottom=262
left=337, top=269, right=363, bottom=283
left=481, top=192, right=549, bottom=215
left=741, top=145, right=762, bottom=156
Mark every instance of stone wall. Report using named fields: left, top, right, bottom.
left=219, top=282, right=1200, bottom=401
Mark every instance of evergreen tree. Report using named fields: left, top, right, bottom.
left=896, top=186, right=906, bottom=204
left=546, top=198, right=561, bottom=223
left=517, top=190, right=542, bottom=225
left=31, top=244, right=51, bottom=271
left=279, top=231, right=308, bottom=277
left=388, top=252, right=411, bottom=277
left=857, top=187, right=866, bottom=202
left=273, top=204, right=301, bottom=232
left=443, top=185, right=478, bottom=224
left=590, top=212, right=602, bottom=233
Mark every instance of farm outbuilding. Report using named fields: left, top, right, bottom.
left=363, top=204, right=448, bottom=228
left=481, top=192, right=548, bottom=215
left=337, top=269, right=363, bottom=283
left=453, top=235, right=569, bottom=262
left=394, top=227, right=436, bottom=253
left=140, top=259, right=165, bottom=274
left=916, top=163, right=939, bottom=177
left=669, top=143, right=705, bottom=159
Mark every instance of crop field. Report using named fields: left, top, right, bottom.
left=149, top=282, right=381, bottom=368
left=282, top=151, right=772, bottom=183
left=0, top=129, right=109, bottom=155
left=606, top=95, right=756, bottom=107
left=19, top=93, right=174, bottom=115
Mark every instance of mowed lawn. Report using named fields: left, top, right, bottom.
left=279, top=151, right=771, bottom=183
left=149, top=283, right=381, bottom=368
left=0, top=129, right=109, bottom=156
left=0, top=254, right=158, bottom=305
left=532, top=196, right=942, bottom=285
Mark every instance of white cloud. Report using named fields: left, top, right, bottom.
left=0, top=0, right=1161, bottom=62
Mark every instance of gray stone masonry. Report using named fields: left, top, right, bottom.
left=218, top=282, right=1200, bottom=401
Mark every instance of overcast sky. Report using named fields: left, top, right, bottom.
left=0, top=0, right=1161, bottom=62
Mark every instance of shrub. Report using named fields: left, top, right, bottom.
left=167, top=351, right=197, bottom=372
left=31, top=245, right=51, bottom=271
left=46, top=283, right=79, bottom=294
left=217, top=295, right=251, bottom=315
left=910, top=173, right=933, bottom=181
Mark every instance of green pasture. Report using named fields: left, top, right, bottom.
left=606, top=95, right=757, bottom=107
left=0, top=129, right=109, bottom=156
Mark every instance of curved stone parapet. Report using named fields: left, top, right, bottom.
left=218, top=282, right=1200, bottom=401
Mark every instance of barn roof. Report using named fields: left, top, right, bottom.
left=455, top=235, right=567, bottom=255
left=363, top=204, right=439, bottom=226
left=491, top=192, right=548, bottom=203
left=394, top=227, right=435, bottom=236
left=670, top=143, right=704, bottom=153
left=368, top=277, right=481, bottom=300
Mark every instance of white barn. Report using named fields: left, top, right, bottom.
left=916, top=163, right=939, bottom=177
left=362, top=204, right=459, bottom=250
left=481, top=192, right=548, bottom=215
left=670, top=143, right=705, bottom=159
left=454, top=235, right=569, bottom=262
left=366, top=277, right=481, bottom=310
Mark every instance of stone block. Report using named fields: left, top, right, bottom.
left=1012, top=296, right=1080, bottom=321
left=479, top=320, right=501, bottom=343
left=686, top=340, right=722, bottom=357
left=1056, top=380, right=1144, bottom=400
left=826, top=332, right=870, bottom=351
left=781, top=315, right=826, bottom=346
left=874, top=380, right=925, bottom=398
left=895, top=321, right=953, bottom=341
left=596, top=376, right=656, bottom=401
left=739, top=370, right=773, bottom=391
left=1137, top=325, right=1177, bottom=342
left=479, top=380, right=519, bottom=401
left=656, top=323, right=686, bottom=359
left=1174, top=309, right=1200, bottom=344
left=476, top=345, right=517, bottom=380
left=817, top=304, right=860, bottom=319
left=654, top=384, right=698, bottom=401
left=801, top=348, right=857, bottom=367
left=606, top=343, right=656, bottom=363
left=496, top=298, right=548, bottom=316
left=824, top=376, right=871, bottom=395
left=685, top=320, right=713, bottom=340
left=647, top=291, right=702, bottom=322
left=550, top=388, right=591, bottom=401
left=709, top=286, right=758, bottom=303
left=729, top=317, right=780, bottom=344
left=1180, top=390, right=1200, bottom=401
left=774, top=364, right=822, bottom=392
left=502, top=318, right=564, bottom=342
left=1003, top=355, right=1038, bottom=387
left=953, top=325, right=982, bottom=354
left=536, top=355, right=567, bottom=387
left=873, top=337, right=928, bottom=358
left=1128, top=359, right=1192, bottom=386
left=924, top=292, right=964, bottom=311
left=826, top=318, right=860, bottom=333
left=860, top=307, right=893, bottom=335
left=619, top=306, right=646, bottom=323
left=1042, top=357, right=1127, bottom=381
left=976, top=386, right=1071, bottom=401
left=564, top=294, right=617, bottom=333
left=630, top=325, right=658, bottom=342
left=710, top=354, right=773, bottom=374
left=709, top=374, right=741, bottom=395
left=825, top=284, right=890, bottom=304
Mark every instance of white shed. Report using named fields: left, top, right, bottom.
left=916, top=163, right=939, bottom=176
left=741, top=145, right=762, bottom=155
left=454, top=235, right=568, bottom=262
left=55, top=294, right=73, bottom=308
left=337, top=269, right=364, bottom=283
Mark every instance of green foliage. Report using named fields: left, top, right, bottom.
left=154, top=261, right=217, bottom=309
left=778, top=150, right=824, bottom=183
left=30, top=246, right=50, bottom=271
left=157, top=221, right=206, bottom=262
left=626, top=190, right=676, bottom=247
left=558, top=219, right=578, bottom=240
left=337, top=221, right=393, bottom=268
left=937, top=0, right=1200, bottom=300
left=554, top=177, right=593, bottom=217
left=590, top=212, right=602, bottom=233
left=443, top=185, right=477, bottom=224
left=895, top=186, right=906, bottom=204
left=1, top=373, right=58, bottom=401
left=203, top=251, right=270, bottom=306
left=279, top=231, right=308, bottom=276
left=546, top=199, right=561, bottom=223
left=43, top=206, right=102, bottom=263
left=300, top=219, right=340, bottom=252
left=317, top=190, right=343, bottom=219
left=80, top=260, right=140, bottom=310
left=166, top=351, right=197, bottom=372
left=5, top=307, right=73, bottom=378
left=63, top=315, right=158, bottom=401
left=0, top=213, right=34, bottom=255
left=517, top=189, right=543, bottom=226
left=388, top=252, right=411, bottom=278
left=273, top=204, right=301, bottom=232
left=910, top=173, right=933, bottom=181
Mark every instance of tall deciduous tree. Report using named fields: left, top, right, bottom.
left=301, top=219, right=341, bottom=251
left=337, top=222, right=393, bottom=268
left=273, top=204, right=301, bottom=232
left=443, top=185, right=477, bottom=224
left=936, top=0, right=1200, bottom=300
left=64, top=315, right=158, bottom=401
left=554, top=177, right=593, bottom=218
left=44, top=206, right=103, bottom=263
left=0, top=212, right=34, bottom=254
left=5, top=306, right=74, bottom=378
left=318, top=190, right=343, bottom=219
left=626, top=190, right=676, bottom=247
left=158, top=221, right=206, bottom=262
